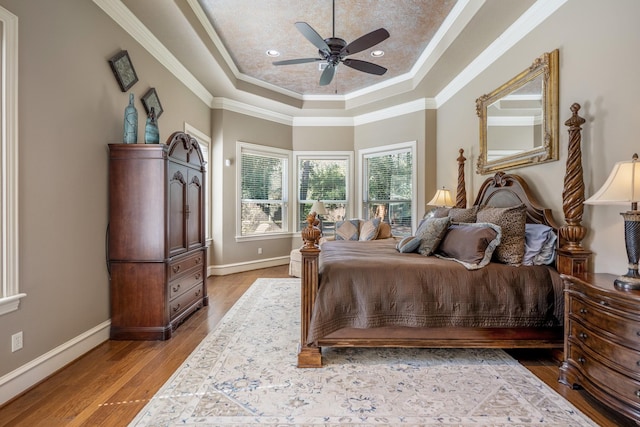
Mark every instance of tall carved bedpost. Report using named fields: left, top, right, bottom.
left=456, top=149, right=467, bottom=208
left=298, top=212, right=322, bottom=368
left=557, top=103, right=592, bottom=276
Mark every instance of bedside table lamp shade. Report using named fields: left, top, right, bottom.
left=585, top=153, right=640, bottom=289
left=427, top=187, right=454, bottom=207
left=310, top=200, right=327, bottom=216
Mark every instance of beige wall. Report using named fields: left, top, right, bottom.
left=436, top=0, right=640, bottom=274
left=0, top=0, right=210, bottom=377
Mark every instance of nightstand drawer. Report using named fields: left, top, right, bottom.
left=569, top=319, right=640, bottom=379
left=570, top=296, right=640, bottom=348
left=568, top=343, right=640, bottom=411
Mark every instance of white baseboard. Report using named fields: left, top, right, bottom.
left=208, top=256, right=289, bottom=276
left=0, top=320, right=110, bottom=406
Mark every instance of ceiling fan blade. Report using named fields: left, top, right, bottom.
left=319, top=64, right=336, bottom=86
left=273, top=58, right=322, bottom=66
left=295, top=22, right=330, bottom=52
left=343, top=28, right=390, bottom=56
left=342, top=59, right=387, bottom=75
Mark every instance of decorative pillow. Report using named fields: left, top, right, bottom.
left=376, top=221, right=393, bottom=239
left=359, top=218, right=381, bottom=241
left=416, top=216, right=451, bottom=256
left=477, top=204, right=527, bottom=266
left=334, top=219, right=360, bottom=240
left=436, top=222, right=502, bottom=270
left=431, top=206, right=478, bottom=223
left=523, top=223, right=557, bottom=265
left=396, top=235, right=421, bottom=253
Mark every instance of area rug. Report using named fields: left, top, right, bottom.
left=129, top=278, right=596, bottom=426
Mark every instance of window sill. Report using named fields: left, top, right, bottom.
left=0, top=293, right=27, bottom=316
left=235, top=232, right=294, bottom=243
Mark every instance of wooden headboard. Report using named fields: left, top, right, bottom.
left=473, top=171, right=560, bottom=230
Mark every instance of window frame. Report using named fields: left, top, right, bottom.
left=0, top=6, right=22, bottom=316
left=236, top=141, right=292, bottom=241
left=294, top=151, right=353, bottom=233
left=358, top=141, right=417, bottom=235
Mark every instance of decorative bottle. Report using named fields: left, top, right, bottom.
left=144, top=107, right=160, bottom=144
left=123, top=93, right=138, bottom=144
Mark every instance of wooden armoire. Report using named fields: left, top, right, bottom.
left=108, top=132, right=207, bottom=340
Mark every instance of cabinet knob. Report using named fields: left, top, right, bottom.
left=172, top=284, right=181, bottom=293
left=195, top=257, right=202, bottom=264
left=578, top=357, right=586, bottom=364
left=173, top=303, right=181, bottom=313
left=579, top=332, right=588, bottom=340
left=195, top=289, right=202, bottom=296
left=195, top=273, right=201, bottom=280
left=173, top=265, right=181, bottom=274
left=636, top=390, right=640, bottom=399
left=599, top=300, right=608, bottom=306
left=579, top=308, right=587, bottom=314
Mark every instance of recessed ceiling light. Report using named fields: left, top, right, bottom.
left=266, top=50, right=280, bottom=57
left=371, top=50, right=384, bottom=58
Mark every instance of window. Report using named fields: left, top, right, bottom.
left=360, top=142, right=416, bottom=237
left=0, top=6, right=22, bottom=316
left=295, top=153, right=352, bottom=233
left=238, top=142, right=290, bottom=237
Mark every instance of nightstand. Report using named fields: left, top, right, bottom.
left=559, top=273, right=640, bottom=423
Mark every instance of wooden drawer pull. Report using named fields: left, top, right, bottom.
left=195, top=257, right=202, bottom=264
left=195, top=289, right=202, bottom=296
left=172, top=265, right=181, bottom=274
left=195, top=273, right=201, bottom=280
left=172, top=284, right=181, bottom=293
left=173, top=303, right=181, bottom=313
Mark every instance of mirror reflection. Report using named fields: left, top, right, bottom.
left=476, top=49, right=559, bottom=174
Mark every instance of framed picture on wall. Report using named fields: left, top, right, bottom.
left=141, top=88, right=164, bottom=119
left=108, top=50, right=138, bottom=92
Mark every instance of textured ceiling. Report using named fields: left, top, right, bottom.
left=197, top=0, right=458, bottom=96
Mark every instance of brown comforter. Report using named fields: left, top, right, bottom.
left=307, top=239, right=563, bottom=344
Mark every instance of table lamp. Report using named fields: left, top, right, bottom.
left=310, top=200, right=327, bottom=231
left=585, top=153, right=640, bottom=290
left=427, top=187, right=454, bottom=208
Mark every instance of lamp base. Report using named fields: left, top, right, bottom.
left=614, top=273, right=640, bottom=290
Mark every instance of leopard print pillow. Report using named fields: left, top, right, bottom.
left=476, top=204, right=526, bottom=266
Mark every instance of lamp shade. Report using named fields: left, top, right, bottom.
left=427, top=187, right=454, bottom=207
left=585, top=154, right=640, bottom=207
left=310, top=200, right=327, bottom=215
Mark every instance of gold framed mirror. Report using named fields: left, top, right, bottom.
left=476, top=49, right=559, bottom=175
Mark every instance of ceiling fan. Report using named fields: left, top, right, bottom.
left=272, top=0, right=390, bottom=86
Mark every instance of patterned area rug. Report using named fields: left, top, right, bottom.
left=129, top=278, right=596, bottom=426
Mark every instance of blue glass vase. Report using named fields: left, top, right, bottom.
left=123, top=93, right=138, bottom=144
left=144, top=107, right=160, bottom=144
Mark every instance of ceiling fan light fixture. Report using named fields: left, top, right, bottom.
left=371, top=50, right=384, bottom=57
left=266, top=49, right=280, bottom=57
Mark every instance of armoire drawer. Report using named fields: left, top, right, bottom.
left=169, top=283, right=204, bottom=320
left=168, top=251, right=204, bottom=281
left=169, top=269, right=204, bottom=300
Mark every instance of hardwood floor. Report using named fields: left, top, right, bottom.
left=0, top=265, right=633, bottom=426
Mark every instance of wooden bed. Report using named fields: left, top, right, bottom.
left=297, top=104, right=591, bottom=368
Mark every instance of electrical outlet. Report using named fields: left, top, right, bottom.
left=258, top=247, right=263, bottom=255
left=11, top=331, right=23, bottom=352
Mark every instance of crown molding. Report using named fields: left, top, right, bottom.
left=92, top=0, right=214, bottom=106
left=434, top=0, right=568, bottom=107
